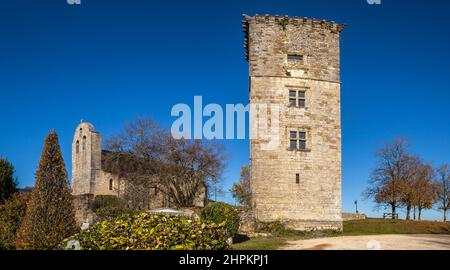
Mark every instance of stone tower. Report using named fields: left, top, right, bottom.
left=244, top=15, right=345, bottom=231
left=72, top=122, right=102, bottom=195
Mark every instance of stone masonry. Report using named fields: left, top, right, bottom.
left=71, top=122, right=206, bottom=225
left=244, top=14, right=345, bottom=231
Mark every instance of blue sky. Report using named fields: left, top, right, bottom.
left=0, top=0, right=449, bottom=221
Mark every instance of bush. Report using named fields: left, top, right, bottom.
left=93, top=195, right=119, bottom=209
left=256, top=221, right=289, bottom=235
left=63, top=212, right=230, bottom=250
left=201, top=202, right=240, bottom=237
left=0, top=192, right=30, bottom=250
left=92, top=195, right=132, bottom=219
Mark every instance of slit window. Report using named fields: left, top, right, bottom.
left=296, top=174, right=300, bottom=184
left=288, top=90, right=306, bottom=108
left=76, top=141, right=79, bottom=154
left=288, top=54, right=304, bottom=62
left=109, top=179, right=113, bottom=191
left=82, top=136, right=86, bottom=150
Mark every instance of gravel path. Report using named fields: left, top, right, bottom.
left=281, top=234, right=450, bottom=250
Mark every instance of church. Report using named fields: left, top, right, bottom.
left=71, top=122, right=206, bottom=211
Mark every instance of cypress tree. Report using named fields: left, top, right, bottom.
left=0, top=157, right=17, bottom=203
left=16, top=131, right=77, bottom=249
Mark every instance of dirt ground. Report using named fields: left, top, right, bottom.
left=281, top=234, right=450, bottom=250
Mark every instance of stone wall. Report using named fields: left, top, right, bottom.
left=72, top=194, right=97, bottom=227
left=245, top=15, right=344, bottom=231
left=342, top=212, right=367, bottom=221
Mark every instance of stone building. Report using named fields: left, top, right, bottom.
left=71, top=122, right=206, bottom=216
left=244, top=14, right=345, bottom=231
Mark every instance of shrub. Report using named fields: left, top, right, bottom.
left=201, top=202, right=240, bottom=237
left=92, top=195, right=132, bottom=219
left=0, top=192, right=30, bottom=250
left=93, top=195, right=119, bottom=209
left=63, top=212, right=229, bottom=250
left=256, top=221, right=289, bottom=235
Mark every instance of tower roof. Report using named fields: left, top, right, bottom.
left=242, top=14, right=346, bottom=61
left=76, top=121, right=95, bottom=132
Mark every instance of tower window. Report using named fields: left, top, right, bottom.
left=76, top=140, right=80, bottom=154
left=109, top=179, right=113, bottom=191
left=288, top=54, right=304, bottom=62
left=289, top=130, right=308, bottom=151
left=289, top=90, right=306, bottom=108
left=296, top=174, right=300, bottom=184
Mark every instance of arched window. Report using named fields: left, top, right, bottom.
left=76, top=140, right=80, bottom=154
left=82, top=136, right=86, bottom=150
left=109, top=179, right=113, bottom=191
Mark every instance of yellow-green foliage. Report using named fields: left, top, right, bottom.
left=201, top=202, right=240, bottom=237
left=65, top=212, right=230, bottom=250
left=0, top=192, right=30, bottom=250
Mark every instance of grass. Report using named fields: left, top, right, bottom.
left=232, top=218, right=450, bottom=250
left=343, top=218, right=450, bottom=236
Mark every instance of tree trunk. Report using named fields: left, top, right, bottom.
left=418, top=207, right=422, bottom=221
left=406, top=204, right=411, bottom=220
left=413, top=206, right=416, bottom=220
left=444, top=210, right=447, bottom=222
left=392, top=204, right=396, bottom=219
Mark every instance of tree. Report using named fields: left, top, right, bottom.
left=16, top=131, right=77, bottom=249
left=411, top=162, right=437, bottom=220
left=0, top=192, right=30, bottom=250
left=435, top=164, right=450, bottom=222
left=399, top=155, right=421, bottom=220
left=231, top=165, right=252, bottom=207
left=0, top=158, right=17, bottom=204
left=103, top=117, right=226, bottom=208
left=364, top=137, right=411, bottom=219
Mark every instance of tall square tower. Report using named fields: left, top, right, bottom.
left=244, top=15, right=345, bottom=231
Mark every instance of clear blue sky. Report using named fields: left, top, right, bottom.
left=1, top=0, right=449, bottom=220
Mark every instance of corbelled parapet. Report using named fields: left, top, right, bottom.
left=242, top=14, right=345, bottom=61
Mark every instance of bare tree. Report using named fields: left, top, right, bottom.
left=435, top=164, right=450, bottom=222
left=412, top=163, right=437, bottom=220
left=364, top=137, right=411, bottom=219
left=103, top=117, right=226, bottom=209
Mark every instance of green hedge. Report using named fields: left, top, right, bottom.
left=63, top=212, right=229, bottom=250
left=201, top=202, right=240, bottom=237
left=92, top=195, right=133, bottom=219
left=92, top=195, right=119, bottom=209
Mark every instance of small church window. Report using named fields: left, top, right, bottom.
left=296, top=174, right=300, bottom=184
left=109, top=179, right=113, bottom=191
left=76, top=141, right=79, bottom=154
left=82, top=136, right=86, bottom=150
